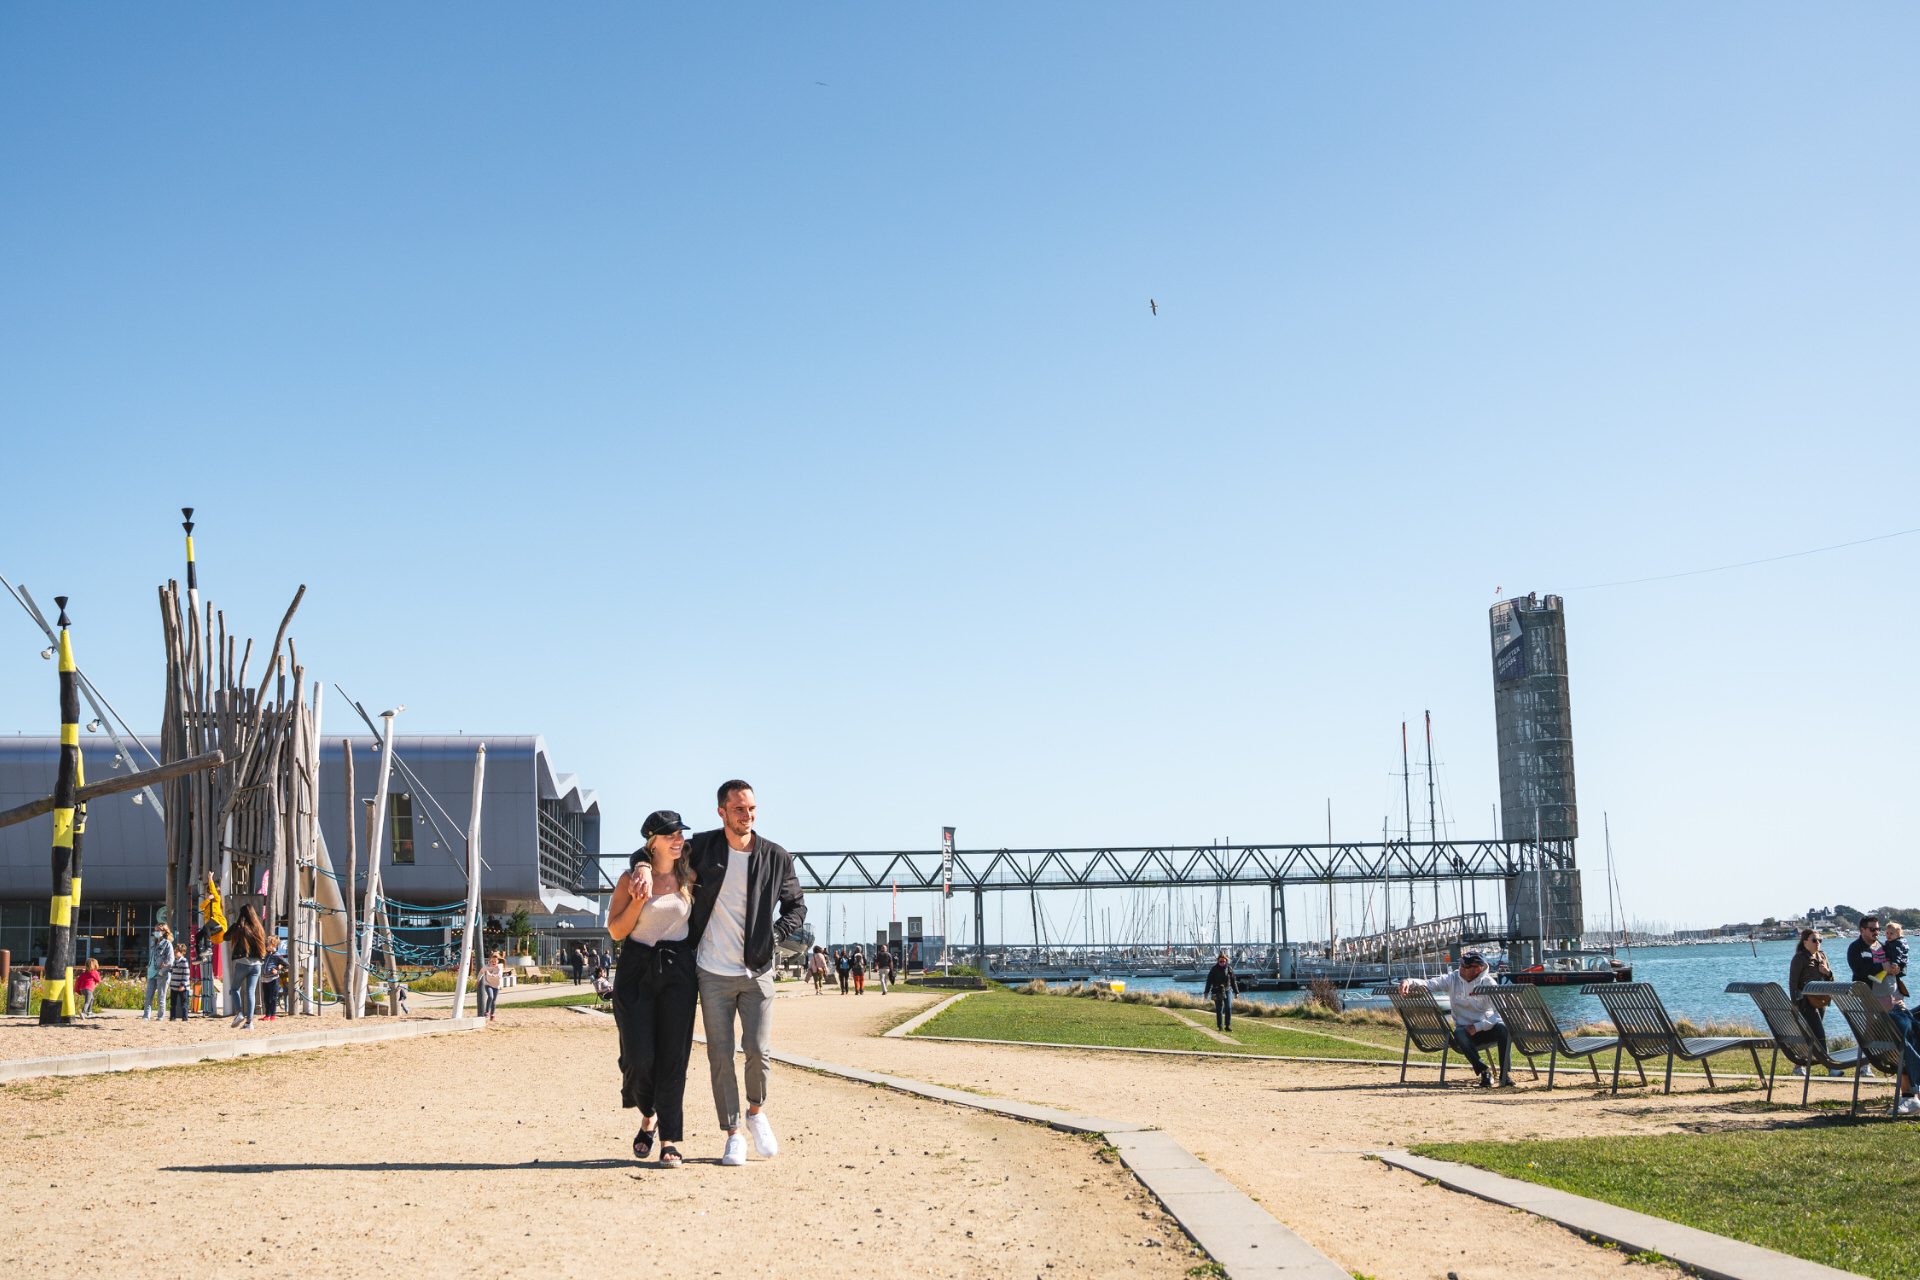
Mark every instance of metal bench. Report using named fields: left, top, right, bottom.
left=1803, top=981, right=1910, bottom=1118
left=1725, top=981, right=1862, bottom=1106
left=1378, top=985, right=1457, bottom=1085
left=1581, top=982, right=1769, bottom=1094
left=1489, top=985, right=1627, bottom=1090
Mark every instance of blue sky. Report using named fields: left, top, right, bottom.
left=2, top=6, right=1915, bottom=936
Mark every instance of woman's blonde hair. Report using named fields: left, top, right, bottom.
left=645, top=832, right=697, bottom=902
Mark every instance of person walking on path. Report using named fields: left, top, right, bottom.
left=877, top=945, right=895, bottom=995
left=1401, top=951, right=1514, bottom=1087
left=477, top=952, right=503, bottom=1022
left=571, top=946, right=586, bottom=985
left=606, top=810, right=701, bottom=1169
left=227, top=904, right=269, bottom=1029
left=1203, top=952, right=1240, bottom=1031
left=142, top=923, right=174, bottom=1020
left=167, top=948, right=192, bottom=1020
left=672, top=781, right=806, bottom=1167
left=850, top=945, right=867, bottom=995
left=808, top=946, right=827, bottom=994
left=835, top=948, right=850, bottom=994
left=1788, top=928, right=1834, bottom=1058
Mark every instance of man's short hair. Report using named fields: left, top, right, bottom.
left=1860, top=914, right=1881, bottom=929
left=717, top=779, right=754, bottom=807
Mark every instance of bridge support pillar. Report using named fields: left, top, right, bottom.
left=1271, top=881, right=1287, bottom=967
left=973, top=888, right=985, bottom=975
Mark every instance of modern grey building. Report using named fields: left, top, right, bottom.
left=0, top=734, right=600, bottom=968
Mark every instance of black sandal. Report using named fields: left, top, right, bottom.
left=659, top=1144, right=682, bottom=1168
left=632, top=1125, right=654, bottom=1160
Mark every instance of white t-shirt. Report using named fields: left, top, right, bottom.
left=696, top=842, right=753, bottom=977
left=630, top=888, right=691, bottom=945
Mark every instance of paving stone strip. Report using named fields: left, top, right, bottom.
left=1375, top=1150, right=1866, bottom=1280
left=1152, top=1005, right=1244, bottom=1043
left=699, top=1020, right=1352, bottom=1279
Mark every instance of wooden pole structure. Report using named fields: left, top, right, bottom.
left=357, top=710, right=399, bottom=1007
left=451, top=744, right=486, bottom=1019
left=0, top=751, right=225, bottom=830
left=40, top=598, right=81, bottom=1025
left=341, top=742, right=358, bottom=1018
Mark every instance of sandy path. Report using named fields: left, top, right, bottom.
left=0, top=1007, right=1194, bottom=1279
left=776, top=987, right=1741, bottom=1279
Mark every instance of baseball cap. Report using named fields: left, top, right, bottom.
left=1461, top=950, right=1487, bottom=967
left=642, top=809, right=690, bottom=839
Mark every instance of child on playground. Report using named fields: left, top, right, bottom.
left=168, top=950, right=193, bottom=1020
left=74, top=959, right=103, bottom=1017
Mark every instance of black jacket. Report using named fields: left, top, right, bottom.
left=1203, top=962, right=1240, bottom=999
left=685, top=828, right=807, bottom=975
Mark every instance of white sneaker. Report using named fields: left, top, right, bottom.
left=720, top=1132, right=748, bottom=1166
left=1897, top=1096, right=1920, bottom=1117
left=1791, top=1066, right=1807, bottom=1077
left=745, top=1110, right=779, bottom=1158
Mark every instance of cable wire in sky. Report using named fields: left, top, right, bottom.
left=1570, top=524, right=1920, bottom=591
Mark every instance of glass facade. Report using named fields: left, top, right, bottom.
left=0, top=899, right=160, bottom=971
left=390, top=791, right=415, bottom=865
left=536, top=799, right=586, bottom=893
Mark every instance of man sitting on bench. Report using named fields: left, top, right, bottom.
left=1401, top=951, right=1514, bottom=1088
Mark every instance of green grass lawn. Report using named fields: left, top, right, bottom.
left=912, top=989, right=1409, bottom=1061
left=503, top=992, right=605, bottom=1009
left=912, top=987, right=1777, bottom=1080
left=1414, top=1125, right=1920, bottom=1279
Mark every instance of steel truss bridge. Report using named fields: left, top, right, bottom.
left=793, top=838, right=1575, bottom=968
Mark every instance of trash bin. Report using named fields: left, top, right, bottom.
left=6, top=971, right=32, bottom=1016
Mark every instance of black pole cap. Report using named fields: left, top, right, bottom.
left=54, top=595, right=69, bottom=627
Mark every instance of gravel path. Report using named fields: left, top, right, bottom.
left=0, top=1005, right=1195, bottom=1279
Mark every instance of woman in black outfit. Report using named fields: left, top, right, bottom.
left=606, top=810, right=699, bottom=1168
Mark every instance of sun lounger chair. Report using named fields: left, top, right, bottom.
left=1802, top=981, right=1911, bottom=1118
left=1580, top=982, right=1769, bottom=1095
left=1377, top=985, right=1458, bottom=1085
left=1488, top=985, right=1627, bottom=1089
left=1725, top=981, right=1862, bottom=1106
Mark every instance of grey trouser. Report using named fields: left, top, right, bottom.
left=698, top=967, right=775, bottom=1131
left=144, top=974, right=168, bottom=1016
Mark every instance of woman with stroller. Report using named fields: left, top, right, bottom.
left=606, top=810, right=699, bottom=1168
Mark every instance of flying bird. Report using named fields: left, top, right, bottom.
left=1149, top=298, right=1158, bottom=316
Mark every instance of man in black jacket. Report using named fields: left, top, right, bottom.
left=1203, top=952, right=1240, bottom=1031
left=685, top=780, right=806, bottom=1165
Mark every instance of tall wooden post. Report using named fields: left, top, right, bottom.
left=451, top=743, right=486, bottom=1019
left=40, top=598, right=80, bottom=1025
left=341, top=741, right=357, bottom=1018
left=357, top=710, right=398, bottom=1009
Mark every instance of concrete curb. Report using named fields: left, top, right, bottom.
left=881, top=989, right=974, bottom=1037
left=756, top=1041, right=1351, bottom=1278
left=0, top=1017, right=488, bottom=1084
left=1374, top=1150, right=1864, bottom=1280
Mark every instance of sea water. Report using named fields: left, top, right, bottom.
left=1117, top=938, right=1813, bottom=1029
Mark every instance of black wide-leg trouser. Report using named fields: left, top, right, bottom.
left=613, top=937, right=698, bottom=1143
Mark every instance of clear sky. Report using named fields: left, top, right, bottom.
left=2, top=6, right=1915, bottom=936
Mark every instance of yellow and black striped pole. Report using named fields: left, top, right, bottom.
left=40, top=596, right=80, bottom=1025
left=182, top=507, right=197, bottom=602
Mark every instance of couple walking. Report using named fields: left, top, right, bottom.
left=605, top=780, right=806, bottom=1168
